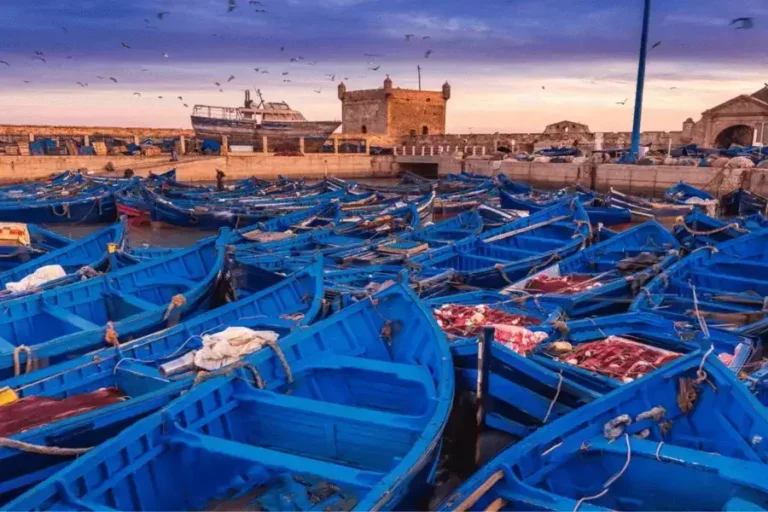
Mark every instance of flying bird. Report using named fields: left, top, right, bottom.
left=650, top=41, right=661, bottom=50
left=157, top=11, right=170, bottom=20
left=308, top=60, right=317, bottom=65
left=254, top=9, right=266, bottom=13
left=363, top=53, right=380, bottom=57
left=141, top=68, right=149, bottom=72
left=297, top=56, right=305, bottom=60
left=183, top=103, right=189, bottom=107
left=178, top=96, right=183, bottom=101
left=0, top=60, right=9, bottom=66
left=109, top=77, right=118, bottom=83
left=144, top=18, right=151, bottom=23
left=369, top=65, right=380, bottom=71
left=282, top=72, right=289, bottom=75
left=66, top=56, right=74, bottom=59
left=541, top=86, right=546, bottom=90
left=326, top=73, right=335, bottom=81
left=215, top=81, right=221, bottom=86
left=228, top=0, right=238, bottom=12
left=133, top=92, right=141, bottom=97
left=34, top=51, right=44, bottom=56
left=23, top=80, right=31, bottom=83
left=76, top=81, right=87, bottom=87
left=96, top=75, right=105, bottom=80
left=290, top=57, right=298, bottom=62
left=261, top=70, right=269, bottom=74
left=249, top=0, right=263, bottom=4
left=344, top=77, right=349, bottom=80
left=670, top=86, right=678, bottom=90
left=283, top=79, right=292, bottom=82
left=254, top=67, right=260, bottom=72
left=730, top=17, right=754, bottom=30
left=616, top=98, right=628, bottom=105
left=158, top=96, right=163, bottom=99
left=405, top=34, right=414, bottom=41
left=219, top=88, right=224, bottom=92
left=227, top=75, right=235, bottom=82
left=424, top=49, right=432, bottom=58
left=162, top=51, right=169, bottom=58
left=121, top=42, right=131, bottom=49
left=62, top=26, right=68, bottom=33
left=280, top=46, right=285, bottom=51
left=32, top=56, right=46, bottom=63
left=422, top=36, right=430, bottom=40
left=314, top=89, right=322, bottom=93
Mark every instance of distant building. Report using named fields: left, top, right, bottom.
left=680, top=86, right=768, bottom=147
left=543, top=120, right=590, bottom=135
left=338, top=77, right=450, bottom=139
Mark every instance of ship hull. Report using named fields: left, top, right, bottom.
left=191, top=117, right=341, bottom=152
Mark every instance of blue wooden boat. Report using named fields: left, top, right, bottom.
left=0, top=219, right=126, bottom=292
left=476, top=204, right=524, bottom=230
left=0, top=232, right=228, bottom=380
left=664, top=181, right=715, bottom=203
left=503, top=220, right=680, bottom=317
left=409, top=200, right=591, bottom=290
left=530, top=312, right=752, bottom=395
left=0, top=171, right=77, bottom=200
left=496, top=174, right=532, bottom=194
left=0, top=181, right=123, bottom=224
left=439, top=352, right=768, bottom=512
left=606, top=187, right=694, bottom=224
left=500, top=189, right=631, bottom=227
left=0, top=260, right=324, bottom=504
left=0, top=223, right=72, bottom=271
left=721, top=187, right=768, bottom=217
left=631, top=228, right=768, bottom=337
left=7, top=280, right=454, bottom=511
left=672, top=209, right=748, bottom=251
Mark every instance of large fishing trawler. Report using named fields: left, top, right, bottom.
left=191, top=89, right=340, bottom=152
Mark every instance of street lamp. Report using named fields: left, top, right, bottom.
left=623, top=0, right=651, bottom=163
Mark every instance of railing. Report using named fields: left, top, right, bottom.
left=191, top=106, right=244, bottom=121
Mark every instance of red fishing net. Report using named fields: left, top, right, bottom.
left=523, top=274, right=601, bottom=294
left=0, top=387, right=125, bottom=437
left=555, top=336, right=681, bottom=383
left=433, top=304, right=546, bottom=355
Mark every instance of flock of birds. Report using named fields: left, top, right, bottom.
left=0, top=5, right=758, bottom=112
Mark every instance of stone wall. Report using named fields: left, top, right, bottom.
left=0, top=124, right=192, bottom=139
left=340, top=95, right=389, bottom=135
left=387, top=89, right=447, bottom=138
left=0, top=153, right=398, bottom=183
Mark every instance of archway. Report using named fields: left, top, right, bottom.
left=715, top=124, right=753, bottom=148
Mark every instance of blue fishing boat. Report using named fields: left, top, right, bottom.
left=439, top=352, right=768, bottom=512
left=0, top=219, right=126, bottom=293
left=664, top=181, right=715, bottom=203
left=0, top=223, right=72, bottom=271
left=502, top=220, right=680, bottom=317
left=7, top=280, right=454, bottom=511
left=721, top=187, right=768, bottom=217
left=606, top=187, right=695, bottom=224
left=0, top=232, right=228, bottom=380
left=0, top=181, right=124, bottom=224
left=500, top=189, right=631, bottom=227
left=631, top=227, right=768, bottom=337
left=496, top=174, right=532, bottom=194
left=0, top=260, right=324, bottom=504
left=672, top=209, right=748, bottom=251
left=530, top=312, right=752, bottom=395
left=409, top=200, right=591, bottom=290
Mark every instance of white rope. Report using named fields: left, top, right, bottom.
left=573, top=434, right=631, bottom=512
left=542, top=372, right=563, bottom=424
left=689, top=281, right=710, bottom=339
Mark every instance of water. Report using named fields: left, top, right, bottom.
left=48, top=223, right=210, bottom=247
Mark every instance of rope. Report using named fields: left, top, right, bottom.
left=542, top=372, right=563, bottom=424
left=50, top=203, right=71, bottom=218
left=675, top=218, right=747, bottom=236
left=104, top=322, right=119, bottom=346
left=655, top=441, right=664, bottom=461
left=689, top=282, right=710, bottom=339
left=163, top=294, right=187, bottom=320
left=573, top=434, right=631, bottom=512
left=526, top=251, right=561, bottom=277
left=493, top=263, right=514, bottom=285
left=0, top=437, right=91, bottom=456
left=265, top=338, right=293, bottom=384
left=13, top=345, right=34, bottom=376
left=483, top=215, right=569, bottom=243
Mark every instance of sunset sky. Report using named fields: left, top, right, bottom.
left=1, top=0, right=766, bottom=133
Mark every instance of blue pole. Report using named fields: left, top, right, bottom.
left=629, top=0, right=651, bottom=162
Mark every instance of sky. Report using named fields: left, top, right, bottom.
left=1, top=0, right=766, bottom=133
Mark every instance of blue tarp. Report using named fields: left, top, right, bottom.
left=78, top=146, right=96, bottom=156
left=201, top=139, right=221, bottom=154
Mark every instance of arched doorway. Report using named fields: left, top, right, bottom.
left=715, top=125, right=753, bottom=148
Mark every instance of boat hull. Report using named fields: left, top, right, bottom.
left=191, top=116, right=341, bottom=152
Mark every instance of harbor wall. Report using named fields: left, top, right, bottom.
left=0, top=154, right=398, bottom=183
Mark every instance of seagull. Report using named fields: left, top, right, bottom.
left=178, top=96, right=183, bottom=100
left=228, top=0, right=238, bottom=12
left=157, top=11, right=170, bottom=20
left=110, top=77, right=118, bottom=83
left=344, top=77, right=349, bottom=80
left=121, top=42, right=131, bottom=49
left=616, top=98, right=629, bottom=105
left=369, top=65, right=380, bottom=71
left=314, top=89, right=322, bottom=93
left=280, top=46, right=285, bottom=51
left=215, top=81, right=221, bottom=86
left=730, top=17, right=754, bottom=30
left=283, top=79, right=292, bottom=82
left=66, top=56, right=74, bottom=59
left=650, top=41, right=661, bottom=50
left=254, top=9, right=266, bottom=13
left=227, top=75, right=235, bottom=82
left=290, top=57, right=298, bottom=62
left=249, top=0, right=263, bottom=4
left=363, top=53, right=380, bottom=57
left=0, top=60, right=9, bottom=66
left=254, top=68, right=260, bottom=72
left=308, top=61, right=317, bottom=66
left=76, top=81, right=87, bottom=87
left=297, top=56, right=305, bottom=60
left=158, top=96, right=163, bottom=99
left=670, top=86, right=678, bottom=90
left=23, top=80, right=31, bottom=83
left=422, top=36, right=430, bottom=40
left=183, top=103, right=189, bottom=107
left=34, top=51, right=44, bottom=56
left=219, top=88, right=224, bottom=92
left=162, top=51, right=169, bottom=58
left=144, top=18, right=151, bottom=23
left=32, top=56, right=46, bottom=63
left=282, top=72, right=289, bottom=75
left=424, top=49, right=432, bottom=58
left=133, top=92, right=141, bottom=97
left=405, top=34, right=414, bottom=41
left=261, top=70, right=269, bottom=74
left=542, top=85, right=546, bottom=90
left=326, top=73, right=335, bottom=81
left=97, top=75, right=105, bottom=80
left=141, top=68, right=149, bottom=72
